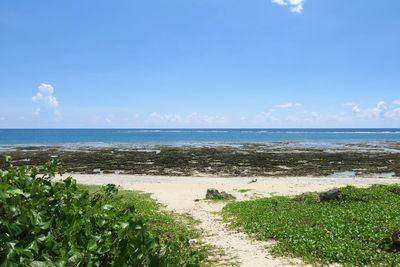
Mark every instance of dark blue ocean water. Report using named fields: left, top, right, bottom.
left=1, top=129, right=400, bottom=145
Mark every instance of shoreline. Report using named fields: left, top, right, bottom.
left=1, top=140, right=400, bottom=151
left=67, top=173, right=400, bottom=185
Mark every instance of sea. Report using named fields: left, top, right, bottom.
left=1, top=129, right=400, bottom=146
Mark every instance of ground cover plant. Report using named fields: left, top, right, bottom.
left=223, top=185, right=400, bottom=266
left=0, top=158, right=207, bottom=266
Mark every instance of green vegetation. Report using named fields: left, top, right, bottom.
left=1, top=158, right=208, bottom=266
left=223, top=185, right=400, bottom=266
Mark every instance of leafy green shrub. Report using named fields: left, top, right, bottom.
left=337, top=185, right=381, bottom=203
left=0, top=158, right=206, bottom=266
left=223, top=185, right=400, bottom=266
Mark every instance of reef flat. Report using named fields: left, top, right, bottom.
left=1, top=142, right=399, bottom=177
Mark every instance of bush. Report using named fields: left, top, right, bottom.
left=0, top=158, right=206, bottom=266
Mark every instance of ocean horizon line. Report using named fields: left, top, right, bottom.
left=1, top=127, right=400, bottom=130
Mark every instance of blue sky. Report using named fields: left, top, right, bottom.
left=0, top=0, right=400, bottom=128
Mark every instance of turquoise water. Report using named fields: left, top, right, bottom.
left=1, top=129, right=400, bottom=145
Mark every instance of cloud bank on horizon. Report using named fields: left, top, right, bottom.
left=1, top=84, right=397, bottom=128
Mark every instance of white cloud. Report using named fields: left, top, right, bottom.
left=32, top=83, right=61, bottom=118
left=48, top=96, right=59, bottom=108
left=386, top=108, right=400, bottom=119
left=149, top=112, right=182, bottom=122
left=187, top=112, right=227, bottom=124
left=256, top=111, right=273, bottom=119
left=393, top=108, right=400, bottom=117
left=348, top=101, right=392, bottom=120
left=275, top=102, right=302, bottom=109
left=32, top=92, right=43, bottom=102
left=275, top=103, right=293, bottom=108
left=104, top=114, right=116, bottom=124
left=290, top=4, right=303, bottom=13
left=344, top=102, right=356, bottom=106
left=393, top=99, right=400, bottom=105
left=352, top=105, right=361, bottom=114
left=372, top=101, right=387, bottom=119
left=271, top=0, right=305, bottom=13
left=147, top=112, right=227, bottom=126
left=32, top=83, right=59, bottom=108
left=252, top=108, right=347, bottom=127
left=272, top=0, right=287, bottom=5
left=38, top=83, right=54, bottom=94
left=309, top=112, right=345, bottom=122
left=254, top=110, right=277, bottom=124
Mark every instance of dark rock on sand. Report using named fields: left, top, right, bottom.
left=206, top=189, right=236, bottom=200
left=319, top=188, right=340, bottom=202
left=391, top=188, right=400, bottom=196
left=248, top=179, right=258, bottom=184
left=391, top=231, right=400, bottom=250
left=392, top=232, right=400, bottom=243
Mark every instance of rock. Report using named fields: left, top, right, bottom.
left=392, top=231, right=400, bottom=244
left=391, top=231, right=400, bottom=251
left=319, top=188, right=340, bottom=202
left=206, top=188, right=236, bottom=200
left=391, top=188, right=400, bottom=195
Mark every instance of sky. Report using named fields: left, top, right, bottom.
left=0, top=0, right=400, bottom=128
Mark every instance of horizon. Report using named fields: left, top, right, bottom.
left=2, top=127, right=400, bottom=130
left=1, top=0, right=400, bottom=128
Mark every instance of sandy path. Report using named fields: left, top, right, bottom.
left=70, top=174, right=400, bottom=266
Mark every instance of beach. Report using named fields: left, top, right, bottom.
left=69, top=174, right=400, bottom=266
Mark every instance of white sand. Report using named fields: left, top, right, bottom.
left=69, top=174, right=400, bottom=266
